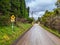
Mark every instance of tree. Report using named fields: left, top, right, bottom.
left=25, top=7, right=30, bottom=19
left=56, top=0, right=60, bottom=8
left=0, top=0, right=10, bottom=16
left=0, top=0, right=30, bottom=26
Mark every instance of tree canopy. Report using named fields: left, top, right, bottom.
left=0, top=0, right=30, bottom=26
left=40, top=0, right=60, bottom=33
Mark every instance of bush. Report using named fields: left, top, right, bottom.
left=27, top=18, right=33, bottom=23
left=0, top=16, right=10, bottom=26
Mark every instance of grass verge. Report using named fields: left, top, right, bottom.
left=40, top=24, right=60, bottom=38
left=0, top=23, right=32, bottom=45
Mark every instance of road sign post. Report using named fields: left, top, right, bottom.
left=12, top=22, right=14, bottom=31
left=11, top=15, right=15, bottom=32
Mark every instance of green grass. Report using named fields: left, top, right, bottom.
left=40, top=24, right=60, bottom=38
left=0, top=23, right=32, bottom=45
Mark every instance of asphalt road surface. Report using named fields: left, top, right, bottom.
left=15, top=24, right=60, bottom=45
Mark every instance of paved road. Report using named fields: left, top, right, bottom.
left=15, top=24, right=60, bottom=45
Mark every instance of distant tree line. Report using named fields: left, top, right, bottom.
left=39, top=0, right=60, bottom=33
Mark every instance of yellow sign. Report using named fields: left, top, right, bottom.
left=11, top=15, right=15, bottom=22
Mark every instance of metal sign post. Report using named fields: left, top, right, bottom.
left=12, top=22, right=14, bottom=31
left=11, top=15, right=15, bottom=32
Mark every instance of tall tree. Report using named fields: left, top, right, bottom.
left=56, top=0, right=60, bottom=8
left=0, top=0, right=10, bottom=16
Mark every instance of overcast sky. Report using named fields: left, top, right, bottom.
left=25, top=0, right=57, bottom=19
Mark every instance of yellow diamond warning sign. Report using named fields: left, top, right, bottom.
left=11, top=15, right=15, bottom=22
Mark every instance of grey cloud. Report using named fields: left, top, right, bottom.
left=26, top=0, right=57, bottom=18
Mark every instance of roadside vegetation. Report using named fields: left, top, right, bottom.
left=0, top=23, right=32, bottom=45
left=41, top=24, right=60, bottom=38
left=39, top=0, right=60, bottom=37
left=0, top=0, right=33, bottom=26
left=0, top=0, right=33, bottom=45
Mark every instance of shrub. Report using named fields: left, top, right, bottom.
left=27, top=18, right=33, bottom=23
left=0, top=16, right=10, bottom=26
